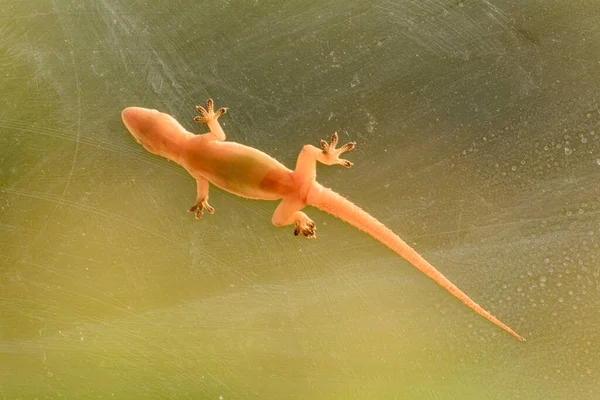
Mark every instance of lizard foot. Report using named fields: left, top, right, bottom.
left=194, top=98, right=228, bottom=125
left=294, top=219, right=316, bottom=239
left=188, top=198, right=215, bottom=219
left=320, top=131, right=357, bottom=167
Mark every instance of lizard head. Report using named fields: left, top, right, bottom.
left=121, top=107, right=188, bottom=158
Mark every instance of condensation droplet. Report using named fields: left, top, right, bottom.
left=564, top=147, right=572, bottom=155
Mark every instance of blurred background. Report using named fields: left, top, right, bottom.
left=1, top=0, right=599, bottom=398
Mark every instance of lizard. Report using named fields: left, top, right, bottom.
left=121, top=98, right=525, bottom=341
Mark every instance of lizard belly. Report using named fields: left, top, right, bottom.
left=184, top=140, right=295, bottom=200
left=207, top=163, right=294, bottom=200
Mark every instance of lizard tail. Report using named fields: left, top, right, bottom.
left=307, top=184, right=525, bottom=341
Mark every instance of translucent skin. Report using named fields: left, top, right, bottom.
left=121, top=100, right=525, bottom=341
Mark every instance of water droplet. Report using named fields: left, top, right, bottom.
left=558, top=297, right=564, bottom=303
left=564, top=147, right=572, bottom=155
left=540, top=276, right=547, bottom=282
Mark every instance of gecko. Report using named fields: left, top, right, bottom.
left=121, top=99, right=525, bottom=341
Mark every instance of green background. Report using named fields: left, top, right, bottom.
left=1, top=0, right=599, bottom=398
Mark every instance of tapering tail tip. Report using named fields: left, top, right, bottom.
left=508, top=329, right=525, bottom=342
left=495, top=318, right=525, bottom=342
left=308, top=184, right=526, bottom=342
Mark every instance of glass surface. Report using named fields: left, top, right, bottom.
left=1, top=0, right=599, bottom=398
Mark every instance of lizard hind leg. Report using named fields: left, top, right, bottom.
left=272, top=198, right=316, bottom=239
left=320, top=131, right=356, bottom=167
left=293, top=131, right=357, bottom=188
left=294, top=216, right=316, bottom=239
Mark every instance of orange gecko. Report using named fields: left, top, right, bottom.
left=121, top=99, right=525, bottom=341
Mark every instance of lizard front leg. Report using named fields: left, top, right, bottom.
left=194, top=98, right=228, bottom=141
left=188, top=176, right=215, bottom=219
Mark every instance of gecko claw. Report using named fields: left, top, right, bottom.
left=320, top=131, right=357, bottom=167
left=193, top=115, right=208, bottom=124
left=294, top=220, right=316, bottom=239
left=194, top=99, right=228, bottom=126
left=188, top=199, right=215, bottom=219
left=330, top=131, right=339, bottom=147
left=341, top=142, right=356, bottom=152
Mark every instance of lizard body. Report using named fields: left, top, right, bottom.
left=121, top=99, right=524, bottom=341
